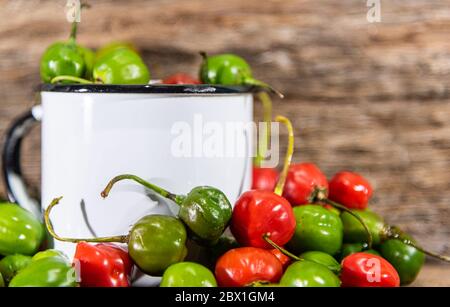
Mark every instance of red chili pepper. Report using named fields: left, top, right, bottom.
left=231, top=190, right=296, bottom=248
left=282, top=163, right=374, bottom=248
left=215, top=247, right=283, bottom=287
left=340, top=252, right=400, bottom=287
left=231, top=116, right=296, bottom=249
left=252, top=167, right=279, bottom=191
left=269, top=248, right=291, bottom=270
left=282, top=162, right=328, bottom=206
left=74, top=242, right=133, bottom=287
left=328, top=171, right=373, bottom=209
left=162, top=73, right=200, bottom=84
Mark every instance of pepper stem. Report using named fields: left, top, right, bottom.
left=323, top=198, right=373, bottom=249
left=244, top=77, right=284, bottom=99
left=101, top=174, right=185, bottom=205
left=254, top=92, right=273, bottom=166
left=263, top=233, right=301, bottom=261
left=51, top=76, right=94, bottom=84
left=386, top=226, right=450, bottom=263
left=273, top=116, right=294, bottom=196
left=45, top=197, right=128, bottom=243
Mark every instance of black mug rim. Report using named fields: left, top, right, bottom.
left=40, top=83, right=257, bottom=94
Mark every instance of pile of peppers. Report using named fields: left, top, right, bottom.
left=2, top=7, right=449, bottom=287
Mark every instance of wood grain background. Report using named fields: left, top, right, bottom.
left=0, top=0, right=449, bottom=262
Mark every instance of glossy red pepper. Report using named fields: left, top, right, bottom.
left=328, top=171, right=373, bottom=209
left=283, top=162, right=328, bottom=206
left=231, top=190, right=296, bottom=248
left=270, top=248, right=291, bottom=270
left=252, top=167, right=278, bottom=192
left=74, top=242, right=133, bottom=287
left=231, top=116, right=296, bottom=249
left=215, top=247, right=283, bottom=287
left=340, top=252, right=400, bottom=287
left=162, top=73, right=200, bottom=84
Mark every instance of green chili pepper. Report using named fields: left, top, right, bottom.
left=0, top=202, right=45, bottom=256
left=32, top=249, right=68, bottom=262
left=286, top=205, right=343, bottom=256
left=199, top=53, right=283, bottom=97
left=380, top=236, right=425, bottom=285
left=101, top=174, right=232, bottom=246
left=92, top=48, right=150, bottom=84
left=0, top=254, right=32, bottom=284
left=339, top=242, right=380, bottom=261
left=95, top=41, right=138, bottom=61
left=299, top=251, right=341, bottom=275
left=0, top=272, right=4, bottom=287
left=160, top=262, right=217, bottom=287
left=77, top=46, right=95, bottom=80
left=45, top=197, right=188, bottom=276
left=40, top=19, right=89, bottom=83
left=279, top=261, right=340, bottom=287
left=9, top=254, right=77, bottom=287
left=341, top=209, right=450, bottom=263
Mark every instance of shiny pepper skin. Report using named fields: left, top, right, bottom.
left=74, top=242, right=133, bottom=287
left=128, top=215, right=188, bottom=276
left=270, top=249, right=291, bottom=270
left=230, top=190, right=296, bottom=249
left=252, top=167, right=279, bottom=192
left=283, top=163, right=329, bottom=206
left=93, top=48, right=150, bottom=84
left=340, top=252, right=400, bottom=287
left=0, top=254, right=32, bottom=284
left=215, top=247, right=283, bottom=287
left=0, top=203, right=45, bottom=256
left=280, top=261, right=340, bottom=287
left=161, top=262, right=217, bottom=287
left=379, top=237, right=425, bottom=285
left=300, top=251, right=341, bottom=275
left=329, top=171, right=373, bottom=209
left=9, top=254, right=77, bottom=287
left=40, top=42, right=85, bottom=83
left=287, top=205, right=343, bottom=256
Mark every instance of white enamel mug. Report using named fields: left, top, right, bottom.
left=2, top=84, right=253, bottom=262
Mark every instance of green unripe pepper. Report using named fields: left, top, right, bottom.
left=287, top=205, right=343, bottom=256
left=32, top=249, right=68, bottom=262
left=280, top=261, right=340, bottom=287
left=199, top=53, right=283, bottom=97
left=45, top=197, right=188, bottom=276
left=9, top=255, right=77, bottom=287
left=299, top=251, right=341, bottom=275
left=160, top=262, right=217, bottom=287
left=95, top=41, right=138, bottom=61
left=0, top=254, right=32, bottom=283
left=339, top=243, right=380, bottom=261
left=77, top=46, right=95, bottom=80
left=341, top=209, right=450, bottom=264
left=380, top=236, right=425, bottom=285
left=341, top=209, right=384, bottom=245
left=0, top=272, right=4, bottom=287
left=0, top=203, right=45, bottom=256
left=101, top=174, right=232, bottom=246
left=40, top=42, right=85, bottom=83
left=128, top=215, right=188, bottom=275
left=93, top=48, right=150, bottom=84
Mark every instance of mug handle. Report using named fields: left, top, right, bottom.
left=2, top=105, right=42, bottom=218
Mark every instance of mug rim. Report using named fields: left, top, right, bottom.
left=40, top=83, right=256, bottom=94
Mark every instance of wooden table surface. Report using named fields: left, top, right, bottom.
left=0, top=1, right=449, bottom=287
left=412, top=264, right=450, bottom=287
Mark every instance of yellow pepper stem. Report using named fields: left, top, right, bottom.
left=274, top=115, right=294, bottom=196
left=44, top=197, right=128, bottom=243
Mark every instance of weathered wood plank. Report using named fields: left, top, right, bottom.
left=0, top=0, right=449, bottom=270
